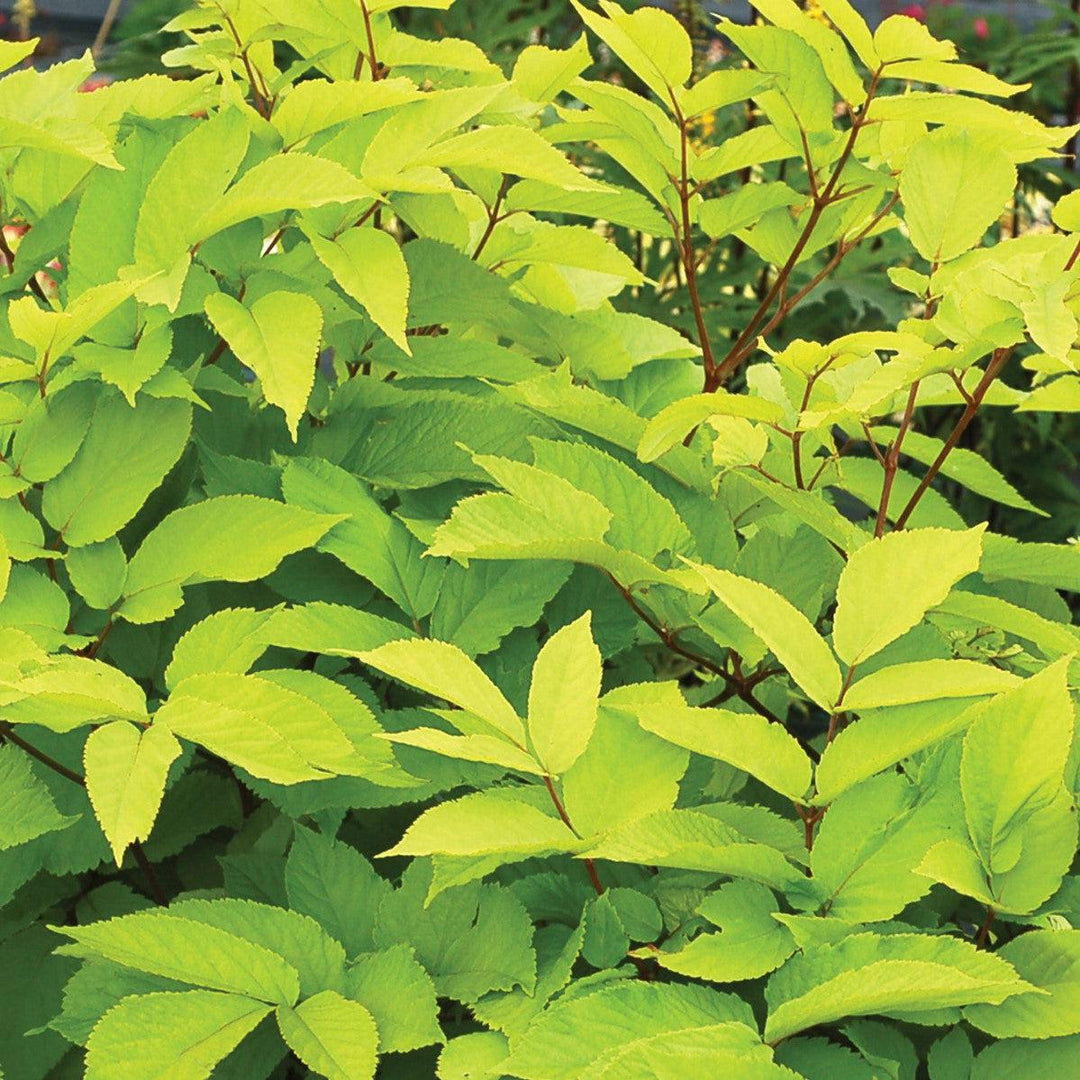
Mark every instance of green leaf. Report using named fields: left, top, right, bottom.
left=764, top=933, right=1032, bottom=1043
left=699, top=183, right=805, bottom=241
left=0, top=742, right=73, bottom=850
left=310, top=228, right=410, bottom=353
left=429, top=560, right=571, bottom=658
left=900, top=130, right=1016, bottom=263
left=690, top=562, right=842, bottom=710
left=381, top=789, right=577, bottom=858
left=345, top=945, right=444, bottom=1054
left=651, top=880, right=795, bottom=982
left=571, top=0, right=693, bottom=100
left=843, top=659, right=1019, bottom=711
left=874, top=14, right=957, bottom=62
left=960, top=659, right=1074, bottom=874
left=832, top=526, right=984, bottom=667
left=527, top=613, right=601, bottom=775
left=373, top=860, right=536, bottom=1001
left=205, top=290, right=323, bottom=439
left=276, top=990, right=378, bottom=1080
left=562, top=702, right=689, bottom=837
left=357, top=638, right=526, bottom=745
left=55, top=910, right=302, bottom=1005
left=638, top=392, right=784, bottom=462
left=807, top=772, right=954, bottom=921
left=966, top=930, right=1080, bottom=1038
left=155, top=672, right=359, bottom=783
left=120, top=496, right=341, bottom=624
left=814, top=0, right=878, bottom=68
left=66, top=537, right=127, bottom=611
left=887, top=59, right=1025, bottom=98
left=165, top=607, right=278, bottom=689
left=194, top=153, right=373, bottom=242
left=41, top=392, right=191, bottom=546
left=513, top=36, right=592, bottom=103
left=84, top=990, right=272, bottom=1080
left=633, top=703, right=813, bottom=801
left=281, top=457, right=444, bottom=623
left=505, top=981, right=756, bottom=1080
left=286, top=827, right=390, bottom=960
left=582, top=808, right=804, bottom=891
left=973, top=1037, right=1080, bottom=1080
left=83, top=720, right=181, bottom=865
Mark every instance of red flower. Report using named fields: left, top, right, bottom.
left=900, top=4, right=926, bottom=21
left=973, top=16, right=990, bottom=39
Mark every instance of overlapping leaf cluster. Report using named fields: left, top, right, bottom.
left=1, top=1, right=1080, bottom=1077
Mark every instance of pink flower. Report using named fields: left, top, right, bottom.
left=973, top=16, right=990, bottom=39
left=900, top=4, right=926, bottom=21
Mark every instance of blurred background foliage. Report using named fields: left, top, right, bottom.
left=6, top=0, right=1080, bottom=541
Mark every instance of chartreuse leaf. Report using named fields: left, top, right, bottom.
left=156, top=672, right=359, bottom=784
left=832, top=526, right=984, bottom=667
left=42, top=393, right=191, bottom=547
left=310, top=228, right=410, bottom=352
left=276, top=990, right=378, bottom=1080
left=649, top=881, right=795, bottom=983
left=638, top=392, right=783, bottom=462
left=960, top=658, right=1074, bottom=874
left=512, top=36, right=592, bottom=103
left=505, top=981, right=757, bottom=1080
left=193, top=153, right=373, bottom=242
left=439, top=1032, right=510, bottom=1080
left=900, top=130, right=1016, bottom=263
left=806, top=772, right=953, bottom=921
left=0, top=654, right=148, bottom=732
left=357, top=638, right=527, bottom=745
left=527, top=613, right=601, bottom=775
left=83, top=721, right=181, bottom=866
left=632, top=704, right=813, bottom=801
left=84, top=990, right=272, bottom=1080
left=54, top=910, right=301, bottom=1005
left=570, top=0, right=692, bottom=101
left=582, top=808, right=803, bottom=891
left=749, top=0, right=866, bottom=105
left=119, top=496, right=342, bottom=624
left=345, top=945, right=443, bottom=1053
left=690, top=562, right=842, bottom=710
left=588, top=1030, right=800, bottom=1080
left=165, top=607, right=278, bottom=689
left=815, top=0, right=878, bottom=68
left=561, top=700, right=689, bottom=838
left=381, top=789, right=578, bottom=859
left=966, top=930, right=1080, bottom=1038
left=843, top=659, right=1019, bottom=711
left=874, top=13, right=957, bottom=62
left=763, top=933, right=1032, bottom=1043
left=205, top=290, right=323, bottom=439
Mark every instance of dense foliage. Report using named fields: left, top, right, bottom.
left=3, top=0, right=1080, bottom=1077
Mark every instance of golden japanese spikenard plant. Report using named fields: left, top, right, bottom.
left=0, top=1, right=1079, bottom=1077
